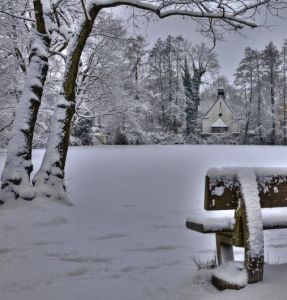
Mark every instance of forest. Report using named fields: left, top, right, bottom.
left=1, top=1, right=287, bottom=149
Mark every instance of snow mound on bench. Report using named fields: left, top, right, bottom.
left=213, top=261, right=248, bottom=287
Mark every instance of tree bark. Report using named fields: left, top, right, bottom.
left=0, top=0, right=51, bottom=202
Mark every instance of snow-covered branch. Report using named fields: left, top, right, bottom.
left=0, top=10, right=35, bottom=22
left=76, top=105, right=129, bottom=118
left=91, top=0, right=276, bottom=29
left=0, top=119, right=13, bottom=133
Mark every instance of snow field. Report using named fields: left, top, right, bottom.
left=1, top=145, right=287, bottom=299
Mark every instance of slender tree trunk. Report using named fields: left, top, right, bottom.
left=270, top=59, right=275, bottom=145
left=256, top=55, right=263, bottom=144
left=168, top=48, right=172, bottom=101
left=283, top=47, right=287, bottom=145
left=33, top=6, right=101, bottom=201
left=175, top=54, right=179, bottom=92
left=0, top=0, right=51, bottom=202
left=244, top=71, right=253, bottom=144
left=158, top=54, right=165, bottom=127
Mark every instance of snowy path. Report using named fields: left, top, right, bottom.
left=1, top=145, right=287, bottom=299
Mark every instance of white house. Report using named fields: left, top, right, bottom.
left=201, top=88, right=240, bottom=134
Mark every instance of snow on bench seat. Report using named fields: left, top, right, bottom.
left=186, top=208, right=287, bottom=233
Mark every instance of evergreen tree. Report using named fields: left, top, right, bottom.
left=182, top=57, right=193, bottom=135
left=184, top=43, right=219, bottom=137
left=73, top=117, right=94, bottom=145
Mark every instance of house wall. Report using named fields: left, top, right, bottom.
left=201, top=98, right=240, bottom=134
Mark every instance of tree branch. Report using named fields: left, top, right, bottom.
left=76, top=106, right=129, bottom=119
left=0, top=10, right=35, bottom=22
left=92, top=0, right=271, bottom=28
left=0, top=119, right=14, bottom=133
left=80, top=0, right=91, bottom=21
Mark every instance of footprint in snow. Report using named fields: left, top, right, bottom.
left=47, top=252, right=113, bottom=264
left=125, top=245, right=179, bottom=252
left=34, top=217, right=68, bottom=226
left=92, top=233, right=130, bottom=241
left=66, top=267, right=88, bottom=277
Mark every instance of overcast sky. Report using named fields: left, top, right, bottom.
left=115, top=8, right=287, bottom=83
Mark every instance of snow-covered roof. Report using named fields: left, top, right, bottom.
left=211, top=118, right=228, bottom=128
left=201, top=96, right=238, bottom=119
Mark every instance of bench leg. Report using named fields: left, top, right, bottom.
left=216, top=232, right=234, bottom=265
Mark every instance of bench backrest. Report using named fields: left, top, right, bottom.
left=205, top=168, right=287, bottom=210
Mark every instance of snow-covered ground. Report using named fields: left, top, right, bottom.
left=1, top=145, right=287, bottom=299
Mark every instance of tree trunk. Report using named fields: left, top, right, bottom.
left=256, top=56, right=263, bottom=144
left=283, top=47, right=287, bottom=145
left=185, top=67, right=204, bottom=136
left=33, top=6, right=101, bottom=201
left=270, top=59, right=275, bottom=145
left=0, top=0, right=51, bottom=202
left=244, top=70, right=253, bottom=144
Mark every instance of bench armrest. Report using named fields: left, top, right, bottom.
left=186, top=216, right=234, bottom=233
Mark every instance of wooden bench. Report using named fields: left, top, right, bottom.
left=186, top=167, right=287, bottom=290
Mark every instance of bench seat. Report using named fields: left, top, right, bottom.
left=187, top=208, right=287, bottom=233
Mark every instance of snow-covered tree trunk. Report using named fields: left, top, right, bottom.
left=185, top=67, right=205, bottom=136
left=243, top=69, right=253, bottom=144
left=33, top=6, right=101, bottom=201
left=255, top=54, right=264, bottom=144
left=0, top=0, right=51, bottom=202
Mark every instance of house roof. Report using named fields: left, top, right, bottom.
left=211, top=118, right=228, bottom=128
left=201, top=96, right=237, bottom=119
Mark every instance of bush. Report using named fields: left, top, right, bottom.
left=114, top=130, right=129, bottom=145
left=192, top=255, right=217, bottom=270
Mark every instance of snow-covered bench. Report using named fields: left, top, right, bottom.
left=186, top=167, right=287, bottom=290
